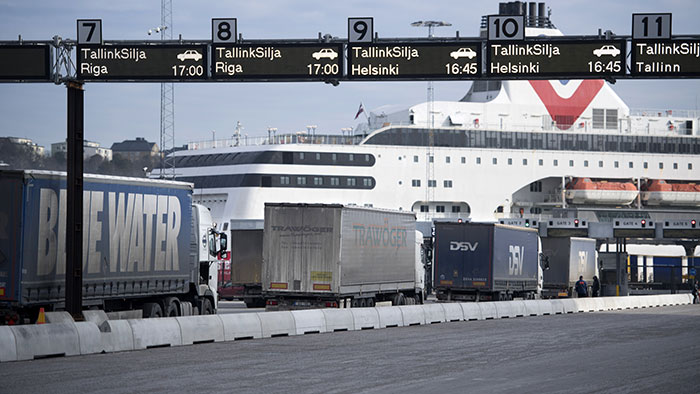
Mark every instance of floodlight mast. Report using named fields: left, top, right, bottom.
left=411, top=20, right=451, bottom=216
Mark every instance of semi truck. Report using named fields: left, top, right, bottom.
left=541, top=237, right=597, bottom=298
left=0, top=170, right=226, bottom=325
left=434, top=222, right=542, bottom=302
left=262, top=203, right=425, bottom=309
left=218, top=229, right=265, bottom=308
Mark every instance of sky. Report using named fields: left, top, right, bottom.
left=1, top=0, right=699, bottom=151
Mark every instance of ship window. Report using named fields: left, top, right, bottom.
left=553, top=159, right=558, bottom=167
left=446, top=156, right=451, bottom=163
left=261, top=176, right=272, bottom=187
left=297, top=176, right=307, bottom=185
left=569, top=160, right=574, bottom=167
left=436, top=205, right=445, bottom=213
left=365, top=154, right=370, bottom=162
left=673, top=162, right=678, bottom=169
left=349, top=154, right=354, bottom=161
left=538, top=159, right=543, bottom=166
left=332, top=153, right=337, bottom=161
left=629, top=162, right=634, bottom=168
left=530, top=207, right=542, bottom=214
left=347, top=177, right=356, bottom=186
left=280, top=176, right=290, bottom=185
left=689, top=163, right=693, bottom=170
left=299, top=152, right=305, bottom=160
left=614, top=161, right=619, bottom=168
left=605, top=109, right=618, bottom=130
left=476, top=157, right=481, bottom=164
left=414, top=155, right=419, bottom=162
left=599, top=161, right=604, bottom=168
left=429, top=155, right=434, bottom=163
left=492, top=158, right=498, bottom=165
left=584, top=160, right=589, bottom=167
left=420, top=205, right=429, bottom=212
left=330, top=177, right=340, bottom=186
left=428, top=180, right=437, bottom=187
left=523, top=158, right=528, bottom=165
left=659, top=162, right=664, bottom=169
left=644, top=162, right=648, bottom=169
left=452, top=206, right=461, bottom=213
left=530, top=181, right=542, bottom=192
left=593, top=109, right=604, bottom=129
left=461, top=157, right=466, bottom=164
left=444, top=180, right=453, bottom=188
left=412, top=179, right=421, bottom=187
left=316, top=153, right=321, bottom=160
left=363, top=178, right=372, bottom=187
left=508, top=158, right=513, bottom=165
left=364, top=203, right=373, bottom=208
left=314, top=177, right=323, bottom=185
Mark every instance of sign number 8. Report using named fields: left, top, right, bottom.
left=212, top=18, right=237, bottom=43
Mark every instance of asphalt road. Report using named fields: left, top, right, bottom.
left=3, top=305, right=700, bottom=394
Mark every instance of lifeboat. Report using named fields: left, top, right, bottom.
left=565, top=178, right=638, bottom=205
left=641, top=179, right=700, bottom=206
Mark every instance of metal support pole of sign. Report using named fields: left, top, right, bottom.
left=66, top=81, right=84, bottom=319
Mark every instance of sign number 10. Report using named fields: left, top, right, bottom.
left=487, top=15, right=524, bottom=41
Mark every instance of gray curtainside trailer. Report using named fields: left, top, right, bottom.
left=541, top=237, right=597, bottom=298
left=262, top=203, right=425, bottom=309
left=434, top=222, right=541, bottom=302
left=0, top=170, right=226, bottom=324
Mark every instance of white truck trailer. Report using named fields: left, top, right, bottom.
left=262, top=203, right=425, bottom=309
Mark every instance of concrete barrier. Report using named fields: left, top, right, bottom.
left=549, top=299, right=565, bottom=314
left=523, top=300, right=546, bottom=316
left=176, top=315, right=225, bottom=345
left=99, top=320, right=135, bottom=353
left=12, top=323, right=80, bottom=360
left=291, top=309, right=327, bottom=335
left=375, top=306, right=404, bottom=328
left=441, top=303, right=464, bottom=322
left=647, top=295, right=661, bottom=307
left=350, top=308, right=380, bottom=330
left=559, top=299, right=578, bottom=313
left=45, top=311, right=75, bottom=324
left=322, top=309, right=355, bottom=332
left=0, top=326, right=17, bottom=362
left=573, top=298, right=594, bottom=312
left=478, top=302, right=498, bottom=319
left=628, top=296, right=642, bottom=309
left=460, top=303, right=483, bottom=321
left=258, top=311, right=297, bottom=338
left=219, top=313, right=263, bottom=340
left=74, top=321, right=103, bottom=355
left=590, top=298, right=606, bottom=311
left=128, top=318, right=182, bottom=350
left=399, top=305, right=425, bottom=326
left=82, top=310, right=109, bottom=326
left=495, top=302, right=517, bottom=318
left=511, top=301, right=527, bottom=317
left=422, top=304, right=446, bottom=324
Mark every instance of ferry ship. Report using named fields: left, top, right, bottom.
left=164, top=2, right=700, bottom=230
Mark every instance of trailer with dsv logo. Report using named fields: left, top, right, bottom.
left=262, top=203, right=426, bottom=309
left=434, top=222, right=542, bottom=302
left=541, top=237, right=598, bottom=298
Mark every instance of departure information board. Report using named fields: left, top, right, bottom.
left=487, top=40, right=626, bottom=78
left=631, top=39, right=700, bottom=77
left=347, top=42, right=481, bottom=79
left=0, top=45, right=51, bottom=81
left=77, top=44, right=208, bottom=81
left=211, top=43, right=343, bottom=80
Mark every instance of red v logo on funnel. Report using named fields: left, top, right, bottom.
left=528, top=80, right=604, bottom=130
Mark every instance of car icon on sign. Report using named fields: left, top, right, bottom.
left=177, top=50, right=203, bottom=61
left=450, top=47, right=477, bottom=60
left=312, top=48, right=338, bottom=60
left=592, top=45, right=620, bottom=57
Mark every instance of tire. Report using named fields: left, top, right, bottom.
left=397, top=293, right=406, bottom=305
left=351, top=298, right=360, bottom=308
left=359, top=298, right=367, bottom=308
left=367, top=298, right=375, bottom=307
left=201, top=298, right=214, bottom=315
left=164, top=297, right=180, bottom=317
left=142, top=302, right=163, bottom=318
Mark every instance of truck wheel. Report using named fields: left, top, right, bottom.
left=201, top=298, right=214, bottom=315
left=359, top=298, right=367, bottom=308
left=143, top=302, right=163, bottom=318
left=397, top=293, right=406, bottom=305
left=367, top=298, right=375, bottom=307
left=351, top=299, right=360, bottom=308
left=164, top=297, right=180, bottom=317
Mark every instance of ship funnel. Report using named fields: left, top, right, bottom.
left=538, top=2, right=546, bottom=27
left=528, top=2, right=537, bottom=26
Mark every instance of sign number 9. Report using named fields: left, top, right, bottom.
left=349, top=18, right=373, bottom=43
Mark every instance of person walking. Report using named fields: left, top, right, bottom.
left=692, top=281, right=699, bottom=304
left=592, top=275, right=600, bottom=297
left=575, top=275, right=588, bottom=298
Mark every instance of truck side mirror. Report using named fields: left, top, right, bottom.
left=539, top=253, right=550, bottom=270
left=219, top=233, right=228, bottom=252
